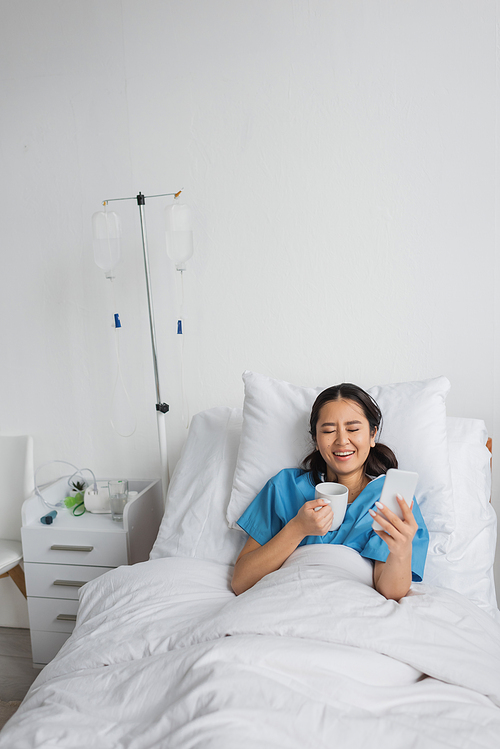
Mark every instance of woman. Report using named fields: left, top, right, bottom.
left=231, top=383, right=429, bottom=599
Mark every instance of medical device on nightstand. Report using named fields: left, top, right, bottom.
left=34, top=460, right=99, bottom=517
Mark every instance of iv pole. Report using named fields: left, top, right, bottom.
left=102, top=190, right=182, bottom=499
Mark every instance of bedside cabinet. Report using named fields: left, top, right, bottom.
left=21, top=479, right=163, bottom=668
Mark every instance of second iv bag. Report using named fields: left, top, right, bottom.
left=92, top=210, right=121, bottom=277
left=165, top=200, right=193, bottom=270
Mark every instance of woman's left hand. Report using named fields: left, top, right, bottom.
left=369, top=496, right=418, bottom=558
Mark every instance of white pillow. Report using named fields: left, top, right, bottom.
left=150, top=407, right=246, bottom=564
left=424, top=417, right=498, bottom=618
left=226, top=371, right=455, bottom=550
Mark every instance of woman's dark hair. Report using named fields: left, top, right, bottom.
left=301, top=383, right=398, bottom=485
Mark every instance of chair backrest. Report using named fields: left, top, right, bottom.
left=0, top=436, right=34, bottom=541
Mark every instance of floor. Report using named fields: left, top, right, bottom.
left=0, top=627, right=39, bottom=702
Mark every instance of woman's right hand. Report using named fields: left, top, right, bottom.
left=232, top=499, right=333, bottom=595
left=293, top=499, right=333, bottom=536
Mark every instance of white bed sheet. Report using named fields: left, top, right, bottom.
left=2, top=553, right=500, bottom=749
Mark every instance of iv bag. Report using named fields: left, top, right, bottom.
left=165, top=201, right=194, bottom=270
left=92, top=210, right=121, bottom=276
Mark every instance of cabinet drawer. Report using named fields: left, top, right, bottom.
left=25, top=562, right=113, bottom=599
left=27, top=597, right=79, bottom=634
left=22, top=527, right=128, bottom=566
left=30, top=630, right=71, bottom=667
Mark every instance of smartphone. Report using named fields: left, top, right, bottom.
left=371, top=468, right=419, bottom=531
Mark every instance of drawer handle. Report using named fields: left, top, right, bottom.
left=56, top=614, right=77, bottom=622
left=53, top=579, right=86, bottom=588
left=50, top=545, right=94, bottom=552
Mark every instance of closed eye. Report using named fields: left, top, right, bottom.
left=321, top=428, right=359, bottom=434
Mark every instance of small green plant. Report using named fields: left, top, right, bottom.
left=64, top=479, right=87, bottom=511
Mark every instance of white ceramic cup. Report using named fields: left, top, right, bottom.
left=314, top=482, right=349, bottom=531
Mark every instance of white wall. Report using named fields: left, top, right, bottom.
left=0, top=0, right=498, bottom=624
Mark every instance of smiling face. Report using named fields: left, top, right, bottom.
left=315, top=398, right=377, bottom=484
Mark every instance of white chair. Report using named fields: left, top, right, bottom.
left=0, top=436, right=34, bottom=598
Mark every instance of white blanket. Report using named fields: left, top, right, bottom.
left=2, top=553, right=500, bottom=749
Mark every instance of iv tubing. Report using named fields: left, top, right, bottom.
left=109, top=279, right=136, bottom=437
left=178, top=271, right=190, bottom=429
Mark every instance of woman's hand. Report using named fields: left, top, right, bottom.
left=369, top=496, right=417, bottom=557
left=232, top=499, right=333, bottom=595
left=293, top=499, right=334, bottom=537
left=370, top=496, right=418, bottom=600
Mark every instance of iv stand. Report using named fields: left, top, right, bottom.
left=102, top=190, right=181, bottom=499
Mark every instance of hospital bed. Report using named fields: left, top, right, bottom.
left=1, top=373, right=499, bottom=748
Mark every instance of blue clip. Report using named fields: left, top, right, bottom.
left=114, top=313, right=121, bottom=328
left=177, top=320, right=183, bottom=334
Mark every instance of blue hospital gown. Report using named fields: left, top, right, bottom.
left=237, top=469, right=429, bottom=582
